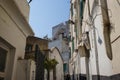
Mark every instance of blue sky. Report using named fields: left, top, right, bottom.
left=29, top=0, right=70, bottom=38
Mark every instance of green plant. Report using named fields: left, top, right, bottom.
left=44, top=58, right=58, bottom=80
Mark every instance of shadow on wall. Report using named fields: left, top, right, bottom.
left=116, top=0, right=120, bottom=6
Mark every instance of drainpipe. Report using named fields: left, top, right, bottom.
left=93, top=24, right=100, bottom=80
left=87, top=0, right=100, bottom=80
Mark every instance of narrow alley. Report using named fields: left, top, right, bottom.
left=0, top=0, right=120, bottom=80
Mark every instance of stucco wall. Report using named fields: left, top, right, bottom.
left=49, top=36, right=70, bottom=64
left=16, top=60, right=36, bottom=80
left=0, top=1, right=34, bottom=80
left=14, top=0, right=30, bottom=21
left=50, top=48, right=64, bottom=80
left=49, top=39, right=62, bottom=53
left=107, top=0, right=120, bottom=75
left=92, top=8, right=112, bottom=76
left=69, top=0, right=120, bottom=79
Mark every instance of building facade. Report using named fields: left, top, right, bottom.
left=45, top=47, right=64, bottom=80
left=16, top=60, right=36, bottom=80
left=49, top=21, right=70, bottom=75
left=0, top=0, right=34, bottom=80
left=25, top=36, right=48, bottom=80
left=69, top=0, right=120, bottom=80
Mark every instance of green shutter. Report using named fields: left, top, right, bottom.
left=68, top=35, right=71, bottom=42
left=69, top=47, right=71, bottom=58
left=80, top=0, right=83, bottom=19
left=72, top=38, right=74, bottom=53
left=71, top=4, right=73, bottom=17
left=80, top=0, right=85, bottom=20
left=63, top=63, right=67, bottom=72
left=74, top=25, right=78, bottom=38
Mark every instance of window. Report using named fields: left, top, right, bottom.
left=0, top=77, right=4, bottom=80
left=72, top=37, right=74, bottom=53
left=68, top=35, right=71, bottom=42
left=80, top=0, right=86, bottom=24
left=69, top=47, right=71, bottom=58
left=71, top=3, right=74, bottom=17
left=0, top=47, right=7, bottom=72
left=25, top=44, right=33, bottom=52
left=74, top=23, right=78, bottom=38
left=32, top=71, right=35, bottom=80
left=63, top=63, right=67, bottom=73
left=0, top=37, right=15, bottom=80
left=0, top=47, right=7, bottom=80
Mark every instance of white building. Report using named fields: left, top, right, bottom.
left=48, top=47, right=64, bottom=80
left=49, top=22, right=70, bottom=75
left=44, top=47, right=64, bottom=80
left=69, top=0, right=120, bottom=80
left=0, top=0, right=34, bottom=80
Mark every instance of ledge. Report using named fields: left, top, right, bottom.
left=0, top=0, right=34, bottom=37
left=13, top=0, right=30, bottom=21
